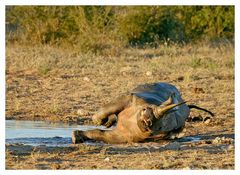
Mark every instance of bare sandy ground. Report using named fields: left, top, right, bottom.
left=6, top=43, right=234, bottom=169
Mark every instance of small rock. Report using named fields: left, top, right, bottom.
left=165, top=142, right=181, bottom=150
left=212, top=137, right=221, bottom=144
left=204, top=118, right=211, bottom=124
left=77, top=109, right=89, bottom=116
left=220, top=137, right=234, bottom=144
left=192, top=87, right=205, bottom=94
left=83, top=77, right=90, bottom=82
left=51, top=164, right=60, bottom=170
left=100, top=148, right=107, bottom=155
left=205, top=140, right=212, bottom=144
left=177, top=76, right=184, bottom=81
left=146, top=71, right=152, bottom=76
left=104, top=157, right=110, bottom=162
left=91, top=165, right=97, bottom=169
left=227, top=145, right=234, bottom=150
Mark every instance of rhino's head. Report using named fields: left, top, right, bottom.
left=136, top=95, right=186, bottom=133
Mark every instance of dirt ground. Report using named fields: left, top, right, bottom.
left=5, top=42, right=234, bottom=169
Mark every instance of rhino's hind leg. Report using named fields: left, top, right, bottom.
left=92, top=95, right=132, bottom=126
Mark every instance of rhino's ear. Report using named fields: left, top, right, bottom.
left=161, top=93, right=174, bottom=106
left=153, top=101, right=187, bottom=119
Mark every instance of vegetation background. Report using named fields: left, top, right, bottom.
left=6, top=6, right=234, bottom=55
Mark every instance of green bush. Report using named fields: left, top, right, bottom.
left=117, top=6, right=186, bottom=45
left=6, top=6, right=124, bottom=55
left=6, top=6, right=234, bottom=53
left=180, top=6, right=234, bottom=40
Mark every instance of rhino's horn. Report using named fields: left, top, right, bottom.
left=154, top=101, right=187, bottom=119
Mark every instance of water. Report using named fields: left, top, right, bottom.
left=6, top=120, right=107, bottom=146
left=177, top=136, right=201, bottom=142
left=6, top=120, right=203, bottom=147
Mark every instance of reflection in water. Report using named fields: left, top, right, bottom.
left=5, top=120, right=107, bottom=146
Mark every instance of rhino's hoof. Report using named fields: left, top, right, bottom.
left=72, top=130, right=85, bottom=144
left=92, top=115, right=102, bottom=126
left=94, top=121, right=102, bottom=126
left=104, top=121, right=113, bottom=128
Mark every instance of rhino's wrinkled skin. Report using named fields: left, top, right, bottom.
left=72, top=82, right=213, bottom=144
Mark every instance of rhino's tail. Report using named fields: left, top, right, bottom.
left=188, top=105, right=214, bottom=117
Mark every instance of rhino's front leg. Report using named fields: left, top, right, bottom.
left=92, top=95, right=132, bottom=126
left=72, top=130, right=90, bottom=143
left=72, top=129, right=126, bottom=144
left=72, top=129, right=107, bottom=143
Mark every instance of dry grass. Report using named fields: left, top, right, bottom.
left=6, top=42, right=234, bottom=121
left=5, top=42, right=234, bottom=169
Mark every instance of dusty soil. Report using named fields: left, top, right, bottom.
left=5, top=43, right=234, bottom=169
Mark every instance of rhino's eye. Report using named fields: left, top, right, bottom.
left=141, top=108, right=148, bottom=115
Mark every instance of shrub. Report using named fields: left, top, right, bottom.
left=6, top=6, right=234, bottom=54
left=117, top=6, right=185, bottom=46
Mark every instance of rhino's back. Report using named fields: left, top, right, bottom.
left=131, top=82, right=183, bottom=105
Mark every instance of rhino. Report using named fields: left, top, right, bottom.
left=72, top=82, right=213, bottom=144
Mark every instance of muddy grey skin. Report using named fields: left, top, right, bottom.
left=72, top=82, right=214, bottom=144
